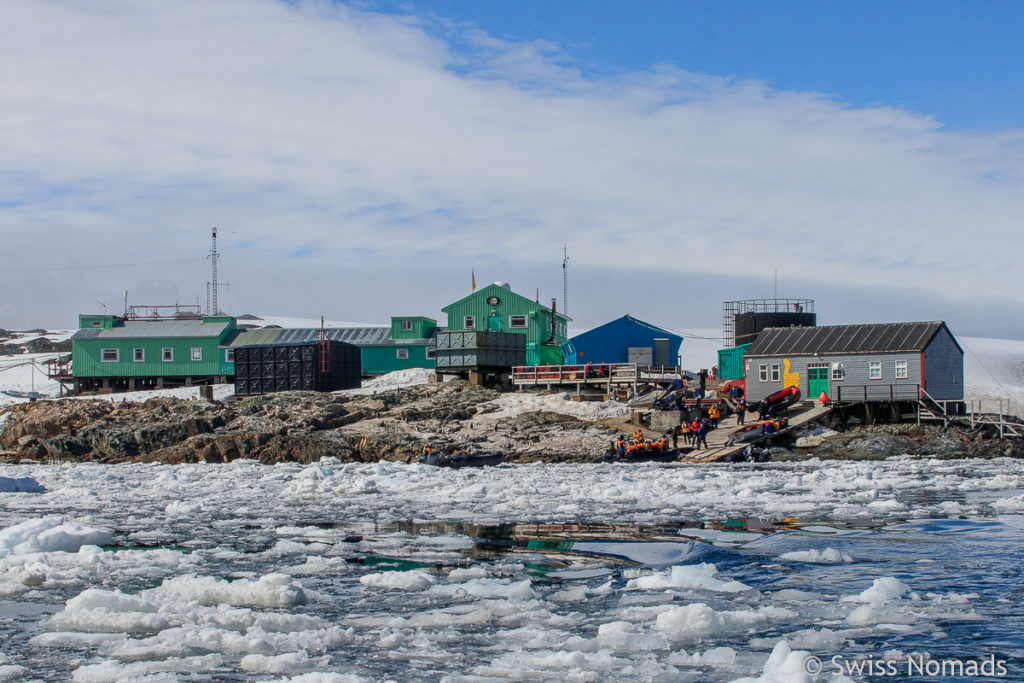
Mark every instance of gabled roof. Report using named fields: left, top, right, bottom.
left=571, top=314, right=683, bottom=342
left=442, top=283, right=571, bottom=321
left=745, top=321, right=961, bottom=357
left=71, top=319, right=232, bottom=340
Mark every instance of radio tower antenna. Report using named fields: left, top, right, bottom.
left=209, top=227, right=219, bottom=315
left=561, top=244, right=569, bottom=318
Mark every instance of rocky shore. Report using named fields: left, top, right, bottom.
left=1, top=381, right=1021, bottom=464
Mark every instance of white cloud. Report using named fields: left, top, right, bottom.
left=1, top=0, right=1022, bottom=332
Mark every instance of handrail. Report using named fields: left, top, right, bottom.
left=832, top=383, right=923, bottom=403
left=512, top=363, right=639, bottom=384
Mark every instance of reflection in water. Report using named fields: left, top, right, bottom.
left=290, top=517, right=892, bottom=573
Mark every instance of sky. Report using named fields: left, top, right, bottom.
left=2, top=0, right=1023, bottom=341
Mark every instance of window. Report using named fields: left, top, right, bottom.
left=894, top=359, right=908, bottom=379
left=869, top=360, right=882, bottom=380
left=396, top=349, right=409, bottom=360
left=758, top=364, right=769, bottom=382
left=510, top=315, right=527, bottom=328
left=91, top=320, right=102, bottom=328
left=101, top=348, right=119, bottom=362
left=425, top=346, right=436, bottom=359
left=162, top=348, right=173, bottom=362
left=463, top=315, right=475, bottom=330
left=133, top=348, right=144, bottom=362
left=191, top=347, right=202, bottom=361
left=770, top=364, right=781, bottom=382
left=401, top=320, right=413, bottom=331
left=225, top=348, right=235, bottom=362
left=831, top=364, right=844, bottom=381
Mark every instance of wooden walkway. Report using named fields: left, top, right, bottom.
left=681, top=402, right=834, bottom=462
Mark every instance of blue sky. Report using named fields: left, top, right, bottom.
left=374, top=0, right=1024, bottom=130
left=1, top=0, right=1023, bottom=339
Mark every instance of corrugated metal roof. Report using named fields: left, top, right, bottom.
left=225, top=326, right=442, bottom=348
left=71, top=319, right=230, bottom=340
left=746, top=322, right=955, bottom=357
left=223, top=328, right=284, bottom=347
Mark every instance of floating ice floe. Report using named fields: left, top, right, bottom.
left=778, top=548, right=853, bottom=564
left=39, top=571, right=347, bottom=681
left=625, top=563, right=753, bottom=593
left=730, top=640, right=818, bottom=683
left=0, top=516, right=112, bottom=558
left=0, top=476, right=45, bottom=493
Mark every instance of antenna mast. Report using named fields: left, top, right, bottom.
left=562, top=244, right=569, bottom=317
left=209, top=227, right=219, bottom=315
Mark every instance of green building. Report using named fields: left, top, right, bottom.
left=441, top=282, right=569, bottom=365
left=70, top=314, right=238, bottom=392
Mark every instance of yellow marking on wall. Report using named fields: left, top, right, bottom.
left=783, top=359, right=800, bottom=389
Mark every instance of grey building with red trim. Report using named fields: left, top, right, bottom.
left=742, top=321, right=964, bottom=405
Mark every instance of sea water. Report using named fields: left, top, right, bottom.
left=0, top=457, right=1022, bottom=681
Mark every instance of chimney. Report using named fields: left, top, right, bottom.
left=550, top=298, right=557, bottom=340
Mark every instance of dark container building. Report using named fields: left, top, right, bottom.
left=234, top=340, right=361, bottom=396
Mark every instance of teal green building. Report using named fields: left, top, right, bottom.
left=71, top=314, right=238, bottom=391
left=441, top=282, right=569, bottom=365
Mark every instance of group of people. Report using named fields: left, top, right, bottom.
left=608, top=429, right=672, bottom=457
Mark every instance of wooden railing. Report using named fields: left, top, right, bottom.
left=512, top=363, right=638, bottom=384
left=831, top=383, right=923, bottom=403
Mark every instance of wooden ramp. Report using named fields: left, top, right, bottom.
left=682, top=402, right=834, bottom=463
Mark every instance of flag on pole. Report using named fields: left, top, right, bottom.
left=472, top=270, right=476, bottom=291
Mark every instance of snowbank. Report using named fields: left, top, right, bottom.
left=339, top=367, right=437, bottom=395
left=480, top=392, right=631, bottom=421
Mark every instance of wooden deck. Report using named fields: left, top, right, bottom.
left=680, top=402, right=834, bottom=462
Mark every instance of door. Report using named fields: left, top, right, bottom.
left=807, top=363, right=829, bottom=399
left=654, top=338, right=670, bottom=367
left=487, top=313, right=502, bottom=331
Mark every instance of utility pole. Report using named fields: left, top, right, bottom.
left=209, top=228, right=219, bottom=315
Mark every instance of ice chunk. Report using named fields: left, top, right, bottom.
left=654, top=603, right=797, bottom=638
left=164, top=501, right=202, bottom=517
left=846, top=577, right=910, bottom=606
left=0, top=476, right=45, bottom=493
left=448, top=566, right=487, bottom=582
left=0, top=517, right=112, bottom=557
left=147, top=573, right=308, bottom=607
left=359, top=570, right=435, bottom=591
left=625, top=563, right=752, bottom=593
left=779, top=548, right=853, bottom=564
left=240, top=650, right=329, bottom=674
left=731, top=640, right=813, bottom=683
left=71, top=654, right=224, bottom=681
left=992, top=493, right=1024, bottom=512
left=271, top=674, right=369, bottom=683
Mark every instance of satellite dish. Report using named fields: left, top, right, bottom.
left=493, top=281, right=512, bottom=290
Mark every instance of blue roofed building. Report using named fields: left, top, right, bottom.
left=567, top=315, right=683, bottom=367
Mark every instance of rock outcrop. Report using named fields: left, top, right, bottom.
left=2, top=383, right=1021, bottom=464
left=0, top=381, right=621, bottom=464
